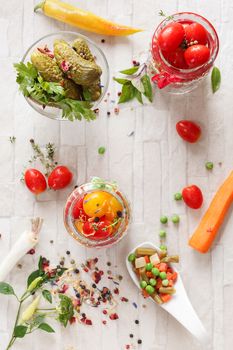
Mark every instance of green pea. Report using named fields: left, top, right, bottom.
left=174, top=192, right=182, bottom=201
left=149, top=278, right=157, bottom=286
left=128, top=253, right=136, bottom=262
left=160, top=244, right=167, bottom=251
left=140, top=280, right=147, bottom=289
left=145, top=285, right=155, bottom=295
left=98, top=146, right=106, bottom=155
left=162, top=279, right=169, bottom=287
left=160, top=272, right=167, bottom=280
left=171, top=214, right=180, bottom=224
left=159, top=230, right=166, bottom=238
left=152, top=267, right=160, bottom=276
left=146, top=263, right=153, bottom=271
left=160, top=215, right=168, bottom=224
left=205, top=161, right=214, bottom=170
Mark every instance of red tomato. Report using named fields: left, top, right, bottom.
left=164, top=47, right=188, bottom=69
left=24, top=169, right=47, bottom=195
left=72, top=197, right=89, bottom=221
left=82, top=219, right=112, bottom=240
left=184, top=23, right=208, bottom=45
left=176, top=120, right=201, bottom=143
left=182, top=185, right=203, bottom=209
left=48, top=166, right=73, bottom=190
left=158, top=22, right=185, bottom=54
left=184, top=44, right=210, bottom=68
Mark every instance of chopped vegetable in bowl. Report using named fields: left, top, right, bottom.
left=128, top=246, right=179, bottom=304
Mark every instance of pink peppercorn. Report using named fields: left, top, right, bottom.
left=27, top=248, right=35, bottom=255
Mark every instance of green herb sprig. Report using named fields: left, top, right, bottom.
left=114, top=63, right=153, bottom=104
left=14, top=62, right=96, bottom=122
left=0, top=257, right=72, bottom=350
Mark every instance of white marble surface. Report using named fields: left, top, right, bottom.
left=0, top=0, right=232, bottom=349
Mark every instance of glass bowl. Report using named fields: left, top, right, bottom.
left=151, top=12, right=219, bottom=94
left=22, top=31, right=109, bottom=120
left=64, top=179, right=131, bottom=248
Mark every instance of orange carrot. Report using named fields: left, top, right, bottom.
left=142, top=289, right=149, bottom=298
left=158, top=263, right=167, bottom=272
left=146, top=271, right=153, bottom=278
left=144, top=255, right=150, bottom=264
left=160, top=294, right=172, bottom=303
left=189, top=171, right=233, bottom=253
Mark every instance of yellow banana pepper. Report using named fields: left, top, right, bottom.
left=20, top=296, right=41, bottom=324
left=34, top=0, right=142, bottom=36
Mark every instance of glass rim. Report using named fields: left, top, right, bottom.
left=21, top=31, right=110, bottom=121
left=152, top=12, right=219, bottom=75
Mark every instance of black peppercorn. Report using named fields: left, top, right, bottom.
left=135, top=320, right=139, bottom=324
left=137, top=339, right=142, bottom=344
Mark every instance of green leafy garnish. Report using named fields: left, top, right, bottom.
left=57, top=294, right=74, bottom=327
left=114, top=64, right=153, bottom=105
left=14, top=62, right=96, bottom=122
left=211, top=66, right=221, bottom=93
left=158, top=10, right=174, bottom=20
left=14, top=325, right=28, bottom=338
left=0, top=282, right=16, bottom=296
left=42, top=290, right=52, bottom=304
left=38, top=323, right=55, bottom=333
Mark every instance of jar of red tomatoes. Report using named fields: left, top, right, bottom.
left=64, top=178, right=130, bottom=248
left=151, top=12, right=219, bottom=93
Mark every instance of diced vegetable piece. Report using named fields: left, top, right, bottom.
left=142, top=289, right=150, bottom=298
left=135, top=248, right=157, bottom=256
left=146, top=271, right=153, bottom=278
left=145, top=285, right=155, bottom=294
left=145, top=263, right=153, bottom=271
left=160, top=294, right=172, bottom=303
left=174, top=192, right=182, bottom=200
left=151, top=267, right=160, bottom=276
left=162, top=279, right=169, bottom=287
left=140, top=280, right=147, bottom=289
left=128, top=253, right=136, bottom=262
left=158, top=263, right=168, bottom=272
left=159, top=287, right=176, bottom=295
left=149, top=278, right=157, bottom=286
left=160, top=244, right=167, bottom=251
left=144, top=255, right=150, bottom=264
left=139, top=267, right=149, bottom=283
left=152, top=293, right=163, bottom=304
left=149, top=253, right=160, bottom=265
left=160, top=272, right=167, bottom=280
left=189, top=171, right=233, bottom=253
left=135, top=257, right=146, bottom=269
left=161, top=255, right=179, bottom=263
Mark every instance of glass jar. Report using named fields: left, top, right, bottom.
left=151, top=12, right=219, bottom=94
left=64, top=178, right=130, bottom=248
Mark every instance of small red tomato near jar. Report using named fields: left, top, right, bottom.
left=158, top=22, right=185, bottom=54
left=176, top=120, right=201, bottom=143
left=48, top=166, right=73, bottom=190
left=182, top=185, right=203, bottom=209
left=184, top=45, right=210, bottom=68
left=24, top=169, right=47, bottom=195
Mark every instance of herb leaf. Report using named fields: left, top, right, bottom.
left=0, top=282, right=15, bottom=296
left=14, top=325, right=28, bottom=338
left=211, top=66, right=221, bottom=93
left=38, top=323, right=55, bottom=333
left=118, top=83, right=136, bottom=104
left=42, top=290, right=52, bottom=304
left=120, top=66, right=139, bottom=75
left=113, top=77, right=129, bottom=85
left=135, top=90, right=143, bottom=104
left=141, top=74, right=153, bottom=102
left=57, top=294, right=74, bottom=327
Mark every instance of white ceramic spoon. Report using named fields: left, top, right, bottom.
left=126, top=241, right=210, bottom=344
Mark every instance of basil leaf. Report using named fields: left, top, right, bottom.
left=0, top=282, right=15, bottom=296
left=14, top=325, right=28, bottom=338
left=31, top=314, right=45, bottom=328
left=118, top=83, right=136, bottom=104
left=135, top=90, right=143, bottom=104
left=211, top=66, right=221, bottom=93
left=38, top=256, right=43, bottom=273
left=120, top=66, right=139, bottom=75
left=38, top=323, right=55, bottom=333
left=141, top=74, right=153, bottom=102
left=27, top=270, right=41, bottom=287
left=113, top=77, right=129, bottom=85
left=42, top=290, right=52, bottom=304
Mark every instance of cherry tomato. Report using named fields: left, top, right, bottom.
left=182, top=185, right=203, bottom=209
left=163, top=47, right=188, bottom=69
left=184, top=44, right=210, bottom=68
left=158, top=22, right=185, bottom=54
left=176, top=120, right=201, bottom=143
left=48, top=166, right=73, bottom=190
left=72, top=197, right=89, bottom=221
left=82, top=219, right=112, bottom=240
left=83, top=191, right=112, bottom=217
left=24, top=169, right=47, bottom=195
left=105, top=196, right=123, bottom=221
left=184, top=23, right=208, bottom=45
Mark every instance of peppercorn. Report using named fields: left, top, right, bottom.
left=81, top=313, right=86, bottom=318
left=94, top=217, right=100, bottom=223
left=101, top=39, right=105, bottom=43
left=74, top=268, right=80, bottom=274
left=92, top=283, right=96, bottom=288
left=138, top=339, right=142, bottom=344
left=135, top=320, right=139, bottom=324
left=117, top=210, right=122, bottom=217
left=129, top=334, right=134, bottom=338
left=50, top=240, right=54, bottom=244
left=66, top=250, right=70, bottom=255
left=107, top=111, right=111, bottom=116
left=107, top=261, right=111, bottom=266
